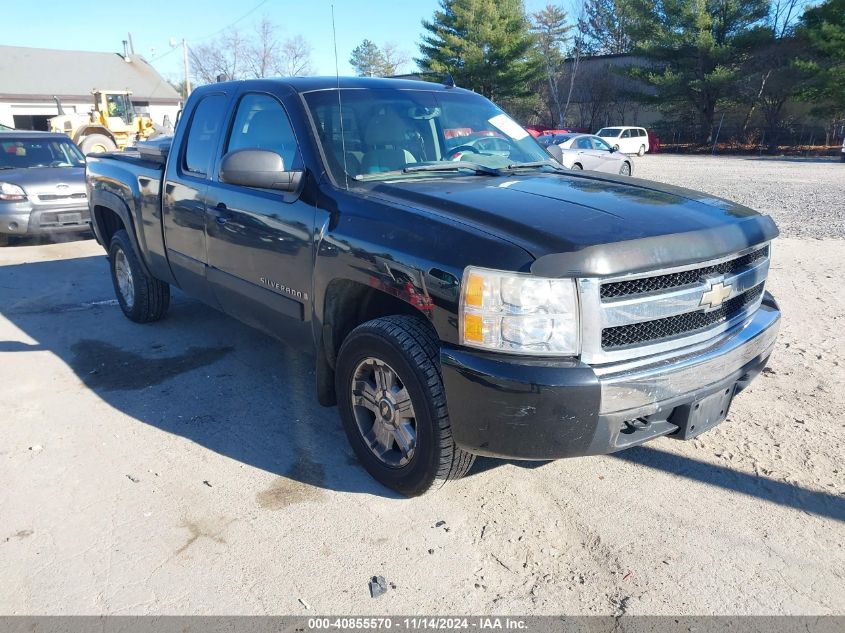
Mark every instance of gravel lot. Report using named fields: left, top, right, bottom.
left=635, top=154, right=845, bottom=239
left=1, top=156, right=843, bottom=616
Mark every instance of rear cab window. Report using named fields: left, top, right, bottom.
left=182, top=94, right=228, bottom=177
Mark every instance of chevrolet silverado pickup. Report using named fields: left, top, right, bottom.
left=85, top=77, right=780, bottom=496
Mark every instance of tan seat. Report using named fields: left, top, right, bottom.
left=360, top=111, right=417, bottom=173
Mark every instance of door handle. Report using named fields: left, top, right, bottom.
left=212, top=202, right=229, bottom=225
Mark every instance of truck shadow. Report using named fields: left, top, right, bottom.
left=2, top=253, right=843, bottom=519
left=611, top=446, right=845, bottom=523
left=0, top=253, right=399, bottom=500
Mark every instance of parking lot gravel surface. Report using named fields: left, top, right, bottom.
left=1, top=157, right=843, bottom=616
left=635, top=154, right=845, bottom=240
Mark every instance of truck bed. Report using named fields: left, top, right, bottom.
left=86, top=150, right=171, bottom=283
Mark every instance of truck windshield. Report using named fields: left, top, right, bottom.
left=303, top=88, right=554, bottom=182
left=0, top=138, right=86, bottom=169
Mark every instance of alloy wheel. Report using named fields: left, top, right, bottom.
left=350, top=357, right=417, bottom=467
left=114, top=248, right=135, bottom=309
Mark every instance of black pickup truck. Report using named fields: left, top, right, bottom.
left=86, top=77, right=780, bottom=495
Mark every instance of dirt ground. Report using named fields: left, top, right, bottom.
left=1, top=156, right=843, bottom=615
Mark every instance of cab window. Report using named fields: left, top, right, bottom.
left=622, top=129, right=633, bottom=138
left=183, top=94, right=228, bottom=176
left=225, top=93, right=301, bottom=171
left=575, top=137, right=593, bottom=150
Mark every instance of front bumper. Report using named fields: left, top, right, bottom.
left=0, top=201, right=91, bottom=237
left=440, top=293, right=780, bottom=459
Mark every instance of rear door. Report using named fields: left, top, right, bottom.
left=204, top=90, right=314, bottom=346
left=162, top=91, right=230, bottom=306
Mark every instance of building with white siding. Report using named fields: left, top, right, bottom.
left=0, top=45, right=182, bottom=130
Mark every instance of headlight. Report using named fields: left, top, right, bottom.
left=0, top=182, right=27, bottom=201
left=459, top=266, right=580, bottom=355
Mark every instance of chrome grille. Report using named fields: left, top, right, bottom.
left=578, top=243, right=771, bottom=364
left=601, top=284, right=764, bottom=349
left=601, top=246, right=769, bottom=300
left=37, top=193, right=87, bottom=202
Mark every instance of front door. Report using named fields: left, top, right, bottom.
left=619, top=128, right=634, bottom=153
left=588, top=136, right=617, bottom=171
left=573, top=136, right=603, bottom=170
left=204, top=91, right=314, bottom=346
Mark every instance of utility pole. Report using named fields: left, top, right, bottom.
left=182, top=38, right=191, bottom=98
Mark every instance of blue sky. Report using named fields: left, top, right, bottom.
left=4, top=0, right=553, bottom=82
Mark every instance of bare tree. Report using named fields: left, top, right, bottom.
left=245, top=17, right=280, bottom=78
left=771, top=0, right=802, bottom=38
left=563, top=0, right=588, bottom=124
left=277, top=35, right=315, bottom=77
left=190, top=28, right=249, bottom=84
left=189, top=20, right=314, bottom=85
left=739, top=0, right=803, bottom=138
left=382, top=42, right=410, bottom=76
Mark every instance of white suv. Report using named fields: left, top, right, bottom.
left=596, top=126, right=650, bottom=156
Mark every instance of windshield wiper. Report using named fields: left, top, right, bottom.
left=506, top=160, right=566, bottom=172
left=403, top=162, right=501, bottom=176
left=354, top=162, right=501, bottom=181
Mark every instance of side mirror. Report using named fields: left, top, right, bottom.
left=546, top=144, right=564, bottom=162
left=220, top=148, right=302, bottom=192
left=608, top=146, right=617, bottom=153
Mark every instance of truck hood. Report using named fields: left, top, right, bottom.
left=367, top=172, right=778, bottom=276
left=0, top=167, right=86, bottom=196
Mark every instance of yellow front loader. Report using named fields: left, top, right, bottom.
left=50, top=90, right=161, bottom=154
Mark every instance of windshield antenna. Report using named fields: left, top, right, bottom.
left=331, top=4, right=350, bottom=191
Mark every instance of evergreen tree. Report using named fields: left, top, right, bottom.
left=580, top=0, right=636, bottom=55
left=797, top=0, right=845, bottom=109
left=627, top=0, right=771, bottom=143
left=417, top=0, right=541, bottom=101
left=531, top=4, right=572, bottom=126
left=350, top=40, right=388, bottom=77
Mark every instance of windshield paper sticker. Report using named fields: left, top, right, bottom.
left=488, top=114, right=529, bottom=140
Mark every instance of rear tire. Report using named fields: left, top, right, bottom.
left=108, top=229, right=169, bottom=323
left=335, top=315, right=475, bottom=496
left=637, top=145, right=646, bottom=157
left=80, top=134, right=117, bottom=155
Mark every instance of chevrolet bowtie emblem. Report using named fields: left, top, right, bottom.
left=700, top=280, right=733, bottom=310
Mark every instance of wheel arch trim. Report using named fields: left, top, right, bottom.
left=90, top=189, right=153, bottom=278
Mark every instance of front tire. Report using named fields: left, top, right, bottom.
left=619, top=161, right=632, bottom=176
left=335, top=315, right=475, bottom=496
left=108, top=229, right=170, bottom=323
